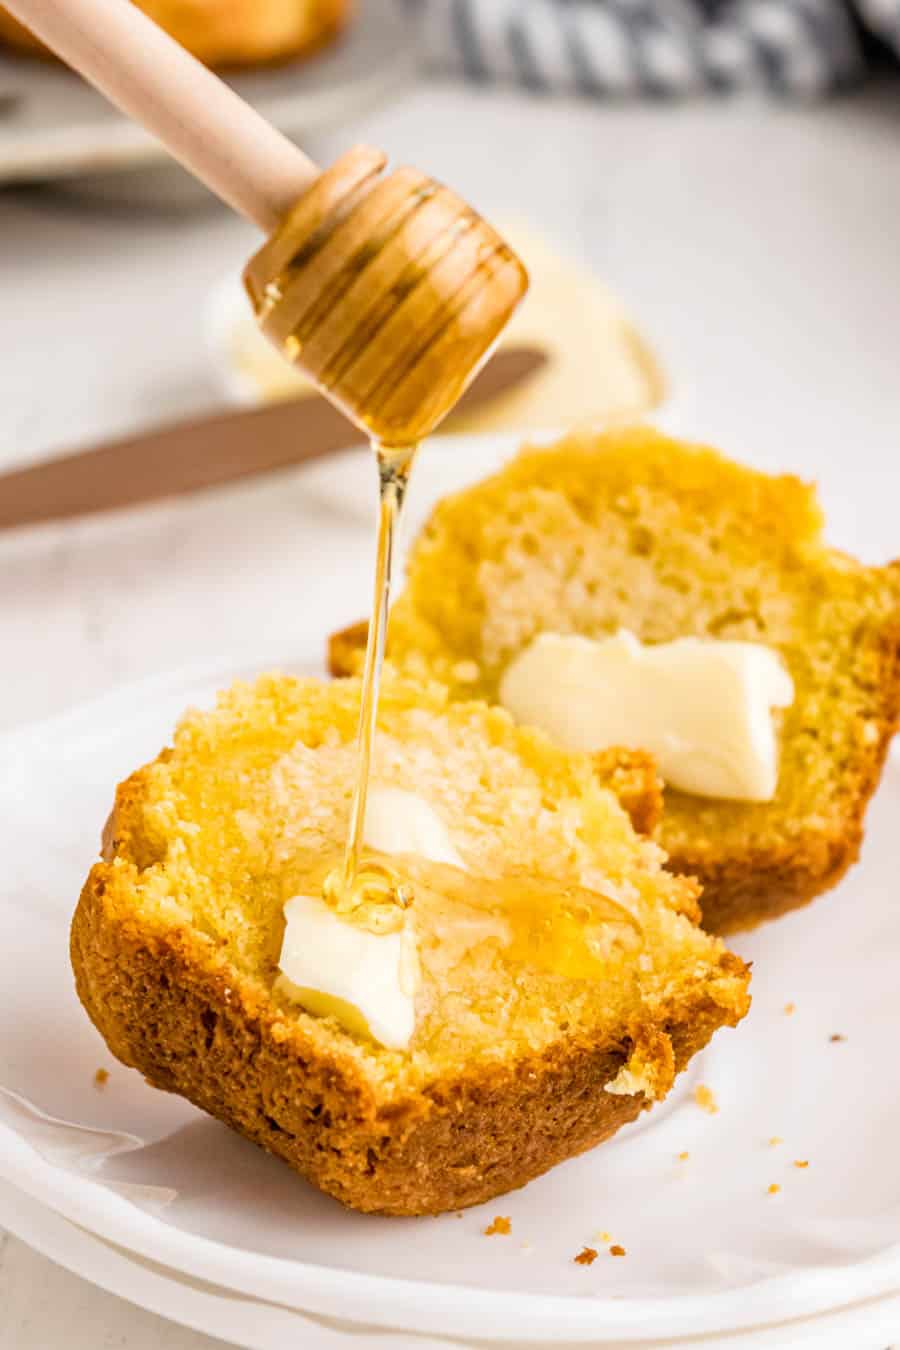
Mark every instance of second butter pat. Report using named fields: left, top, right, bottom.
left=499, top=630, right=794, bottom=802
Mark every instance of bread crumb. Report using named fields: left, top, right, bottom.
left=520, top=1242, right=533, bottom=1253
left=595, top=1230, right=612, bottom=1243
left=783, top=1002, right=796, bottom=1015
left=794, top=1160, right=809, bottom=1169
left=694, top=1084, right=718, bottom=1114
left=830, top=1034, right=846, bottom=1043
left=609, top=1244, right=627, bottom=1257
left=93, top=1068, right=109, bottom=1088
left=677, top=1151, right=689, bottom=1161
left=484, top=1216, right=511, bottom=1236
left=768, top=1136, right=783, bottom=1147
left=574, top=1246, right=598, bottom=1266
left=767, top=1184, right=781, bottom=1196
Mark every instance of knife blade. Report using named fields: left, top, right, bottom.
left=0, top=345, right=548, bottom=531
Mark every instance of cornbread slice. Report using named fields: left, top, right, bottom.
left=330, top=428, right=900, bottom=934
left=72, top=673, right=749, bottom=1216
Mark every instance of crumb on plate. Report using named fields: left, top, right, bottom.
left=677, top=1151, right=690, bottom=1161
left=93, top=1068, right=109, bottom=1088
left=767, top=1183, right=781, bottom=1196
left=694, top=1084, right=718, bottom=1114
left=768, top=1136, right=783, bottom=1147
left=574, top=1246, right=598, bottom=1266
left=830, top=1034, right=846, bottom=1043
left=484, top=1216, right=511, bottom=1236
left=794, top=1160, right=809, bottom=1169
left=783, top=1002, right=796, bottom=1015
left=609, top=1245, right=627, bottom=1257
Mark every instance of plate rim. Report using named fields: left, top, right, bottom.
left=5, top=1182, right=900, bottom=1350
left=0, top=1178, right=445, bottom=1350
left=3, top=647, right=900, bottom=1342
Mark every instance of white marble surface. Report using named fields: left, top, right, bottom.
left=3, top=79, right=900, bottom=1349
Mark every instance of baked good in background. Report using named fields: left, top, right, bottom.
left=0, top=0, right=351, bottom=68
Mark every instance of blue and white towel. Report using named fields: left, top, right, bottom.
left=409, top=0, right=900, bottom=96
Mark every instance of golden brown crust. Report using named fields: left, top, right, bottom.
left=593, top=747, right=663, bottom=838
left=0, top=0, right=351, bottom=67
left=71, top=859, right=745, bottom=1216
left=328, top=619, right=369, bottom=680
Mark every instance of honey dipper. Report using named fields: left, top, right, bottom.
left=4, top=0, right=528, bottom=445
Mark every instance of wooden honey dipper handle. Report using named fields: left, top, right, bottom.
left=1, top=0, right=320, bottom=231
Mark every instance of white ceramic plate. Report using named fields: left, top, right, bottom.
left=0, top=0, right=415, bottom=196
left=2, top=641, right=900, bottom=1344
left=4, top=1182, right=900, bottom=1350
left=0, top=1180, right=407, bottom=1350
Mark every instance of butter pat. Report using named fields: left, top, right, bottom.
left=277, top=787, right=463, bottom=1049
left=278, top=895, right=418, bottom=1050
left=499, top=631, right=794, bottom=802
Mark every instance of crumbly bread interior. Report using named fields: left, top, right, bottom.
left=380, top=428, right=900, bottom=905
left=106, top=673, right=747, bottom=1099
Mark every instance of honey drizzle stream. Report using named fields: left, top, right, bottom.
left=338, top=442, right=416, bottom=899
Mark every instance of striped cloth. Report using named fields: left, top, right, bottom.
left=409, top=0, right=900, bottom=96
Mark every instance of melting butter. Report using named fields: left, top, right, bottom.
left=499, top=630, right=794, bottom=802
left=278, top=893, right=419, bottom=1050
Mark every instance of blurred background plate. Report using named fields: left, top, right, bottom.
left=0, top=0, right=416, bottom=208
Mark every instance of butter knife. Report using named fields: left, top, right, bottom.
left=0, top=345, right=547, bottom=530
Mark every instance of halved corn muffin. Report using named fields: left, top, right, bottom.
left=330, top=428, right=900, bottom=934
left=72, top=672, right=749, bottom=1215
